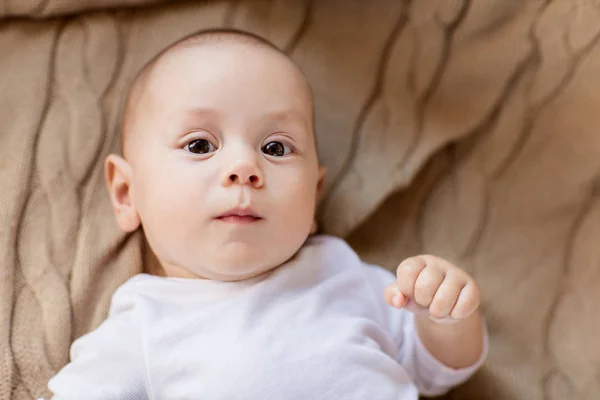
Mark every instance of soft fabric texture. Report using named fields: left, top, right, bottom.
left=48, top=236, right=487, bottom=400
left=2, top=1, right=600, bottom=399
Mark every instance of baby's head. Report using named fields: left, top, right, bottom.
left=105, top=29, right=326, bottom=281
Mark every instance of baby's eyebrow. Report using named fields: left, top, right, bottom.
left=262, top=109, right=309, bottom=130
left=184, top=107, right=222, bottom=120
left=181, top=108, right=306, bottom=123
left=177, top=107, right=222, bottom=133
left=177, top=107, right=310, bottom=136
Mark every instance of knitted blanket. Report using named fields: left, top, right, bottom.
left=1, top=1, right=599, bottom=399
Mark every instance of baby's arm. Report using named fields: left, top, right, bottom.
left=413, top=307, right=484, bottom=369
left=383, top=255, right=485, bottom=369
left=48, top=296, right=150, bottom=400
left=372, top=255, right=487, bottom=396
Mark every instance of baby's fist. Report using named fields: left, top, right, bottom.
left=384, top=255, right=480, bottom=322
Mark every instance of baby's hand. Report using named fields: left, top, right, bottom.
left=383, top=255, right=480, bottom=323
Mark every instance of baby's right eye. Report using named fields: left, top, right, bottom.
left=185, top=139, right=217, bottom=155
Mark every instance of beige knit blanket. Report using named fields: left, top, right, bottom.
left=2, top=1, right=600, bottom=399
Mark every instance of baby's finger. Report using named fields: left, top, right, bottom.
left=395, top=256, right=428, bottom=298
left=383, top=283, right=408, bottom=308
left=413, top=267, right=445, bottom=308
left=428, top=278, right=463, bottom=319
left=450, top=282, right=480, bottom=320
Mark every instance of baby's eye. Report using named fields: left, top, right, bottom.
left=185, top=139, right=217, bottom=155
left=262, top=141, right=291, bottom=157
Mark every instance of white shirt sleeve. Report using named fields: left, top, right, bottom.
left=48, top=288, right=151, bottom=400
left=399, top=309, right=489, bottom=397
left=363, top=262, right=488, bottom=397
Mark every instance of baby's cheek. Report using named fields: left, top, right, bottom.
left=273, top=189, right=316, bottom=248
left=139, top=181, right=199, bottom=244
left=279, top=182, right=315, bottom=216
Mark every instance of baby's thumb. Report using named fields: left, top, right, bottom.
left=383, top=283, right=408, bottom=309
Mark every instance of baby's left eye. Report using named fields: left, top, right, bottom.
left=185, top=139, right=217, bottom=155
left=262, top=141, right=291, bottom=157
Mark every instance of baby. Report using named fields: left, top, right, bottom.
left=48, top=29, right=487, bottom=399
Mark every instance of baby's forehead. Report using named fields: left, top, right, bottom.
left=121, top=34, right=315, bottom=155
left=152, top=41, right=309, bottom=93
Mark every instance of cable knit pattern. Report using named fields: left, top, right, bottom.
left=1, top=1, right=599, bottom=399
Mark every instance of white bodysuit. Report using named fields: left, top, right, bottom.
left=48, top=235, right=487, bottom=399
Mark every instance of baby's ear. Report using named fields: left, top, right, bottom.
left=310, top=167, right=327, bottom=235
left=316, top=166, right=327, bottom=200
left=105, top=154, right=140, bottom=232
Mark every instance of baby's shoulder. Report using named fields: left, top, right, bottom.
left=300, top=235, right=394, bottom=282
left=302, top=234, right=359, bottom=264
left=112, top=273, right=163, bottom=298
left=107, top=274, right=171, bottom=316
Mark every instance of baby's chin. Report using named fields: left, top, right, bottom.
left=184, top=260, right=278, bottom=282
left=200, top=266, right=274, bottom=282
left=181, top=246, right=298, bottom=282
left=155, top=230, right=311, bottom=281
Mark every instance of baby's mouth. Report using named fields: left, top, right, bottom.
left=216, top=207, right=263, bottom=224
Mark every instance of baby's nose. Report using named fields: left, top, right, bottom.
left=222, top=160, right=264, bottom=188
left=228, top=172, right=261, bottom=186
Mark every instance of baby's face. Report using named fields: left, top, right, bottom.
left=121, top=43, right=323, bottom=281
